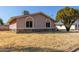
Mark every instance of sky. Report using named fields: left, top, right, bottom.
left=0, top=6, right=79, bottom=23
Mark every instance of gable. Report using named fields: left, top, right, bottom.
left=9, top=19, right=16, bottom=25
left=8, top=12, right=55, bottom=25
left=31, top=13, right=55, bottom=23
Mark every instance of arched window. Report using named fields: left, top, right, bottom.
left=25, top=17, right=33, bottom=28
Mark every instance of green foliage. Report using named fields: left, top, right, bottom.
left=0, top=18, right=4, bottom=25
left=56, top=7, right=79, bottom=31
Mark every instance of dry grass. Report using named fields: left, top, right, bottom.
left=0, top=31, right=79, bottom=51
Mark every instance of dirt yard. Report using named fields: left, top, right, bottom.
left=0, top=31, right=79, bottom=52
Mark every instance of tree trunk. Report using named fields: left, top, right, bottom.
left=65, top=26, right=70, bottom=32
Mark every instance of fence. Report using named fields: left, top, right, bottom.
left=0, top=25, right=9, bottom=31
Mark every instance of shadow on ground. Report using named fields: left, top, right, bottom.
left=0, top=47, right=64, bottom=52
left=72, top=48, right=79, bottom=52
left=17, top=30, right=79, bottom=34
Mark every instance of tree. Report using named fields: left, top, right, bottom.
left=56, top=7, right=79, bottom=31
left=0, top=18, right=4, bottom=25
left=23, top=10, right=30, bottom=15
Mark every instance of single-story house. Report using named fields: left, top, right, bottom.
left=74, top=19, right=79, bottom=30
left=56, top=19, right=79, bottom=31
left=8, top=12, right=57, bottom=33
left=0, top=25, right=9, bottom=31
left=56, top=24, right=75, bottom=31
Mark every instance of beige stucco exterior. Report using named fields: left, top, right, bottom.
left=9, top=13, right=56, bottom=32
left=16, top=14, right=55, bottom=29
left=9, top=23, right=17, bottom=30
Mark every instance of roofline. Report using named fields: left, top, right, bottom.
left=8, top=12, right=55, bottom=23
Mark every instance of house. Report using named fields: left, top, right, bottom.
left=0, top=25, right=9, bottom=31
left=74, top=19, right=79, bottom=30
left=0, top=22, right=9, bottom=31
left=56, top=24, right=75, bottom=31
left=56, top=20, right=79, bottom=31
left=8, top=12, right=57, bottom=33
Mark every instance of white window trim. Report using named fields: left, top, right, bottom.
left=25, top=16, right=34, bottom=29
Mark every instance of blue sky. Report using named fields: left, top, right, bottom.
left=0, top=6, right=79, bottom=23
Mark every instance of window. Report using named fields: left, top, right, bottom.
left=46, top=22, right=50, bottom=27
left=26, top=21, right=32, bottom=28
left=75, top=24, right=77, bottom=30
left=76, top=24, right=77, bottom=27
left=78, top=24, right=79, bottom=27
left=30, top=21, right=32, bottom=27
left=26, top=22, right=29, bottom=27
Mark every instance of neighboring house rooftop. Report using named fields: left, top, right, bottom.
left=8, top=12, right=55, bottom=24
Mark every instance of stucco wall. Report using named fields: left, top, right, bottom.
left=16, top=15, right=55, bottom=29
left=74, top=19, right=79, bottom=30
left=9, top=23, right=16, bottom=30
left=56, top=25, right=75, bottom=30
left=33, top=14, right=55, bottom=29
